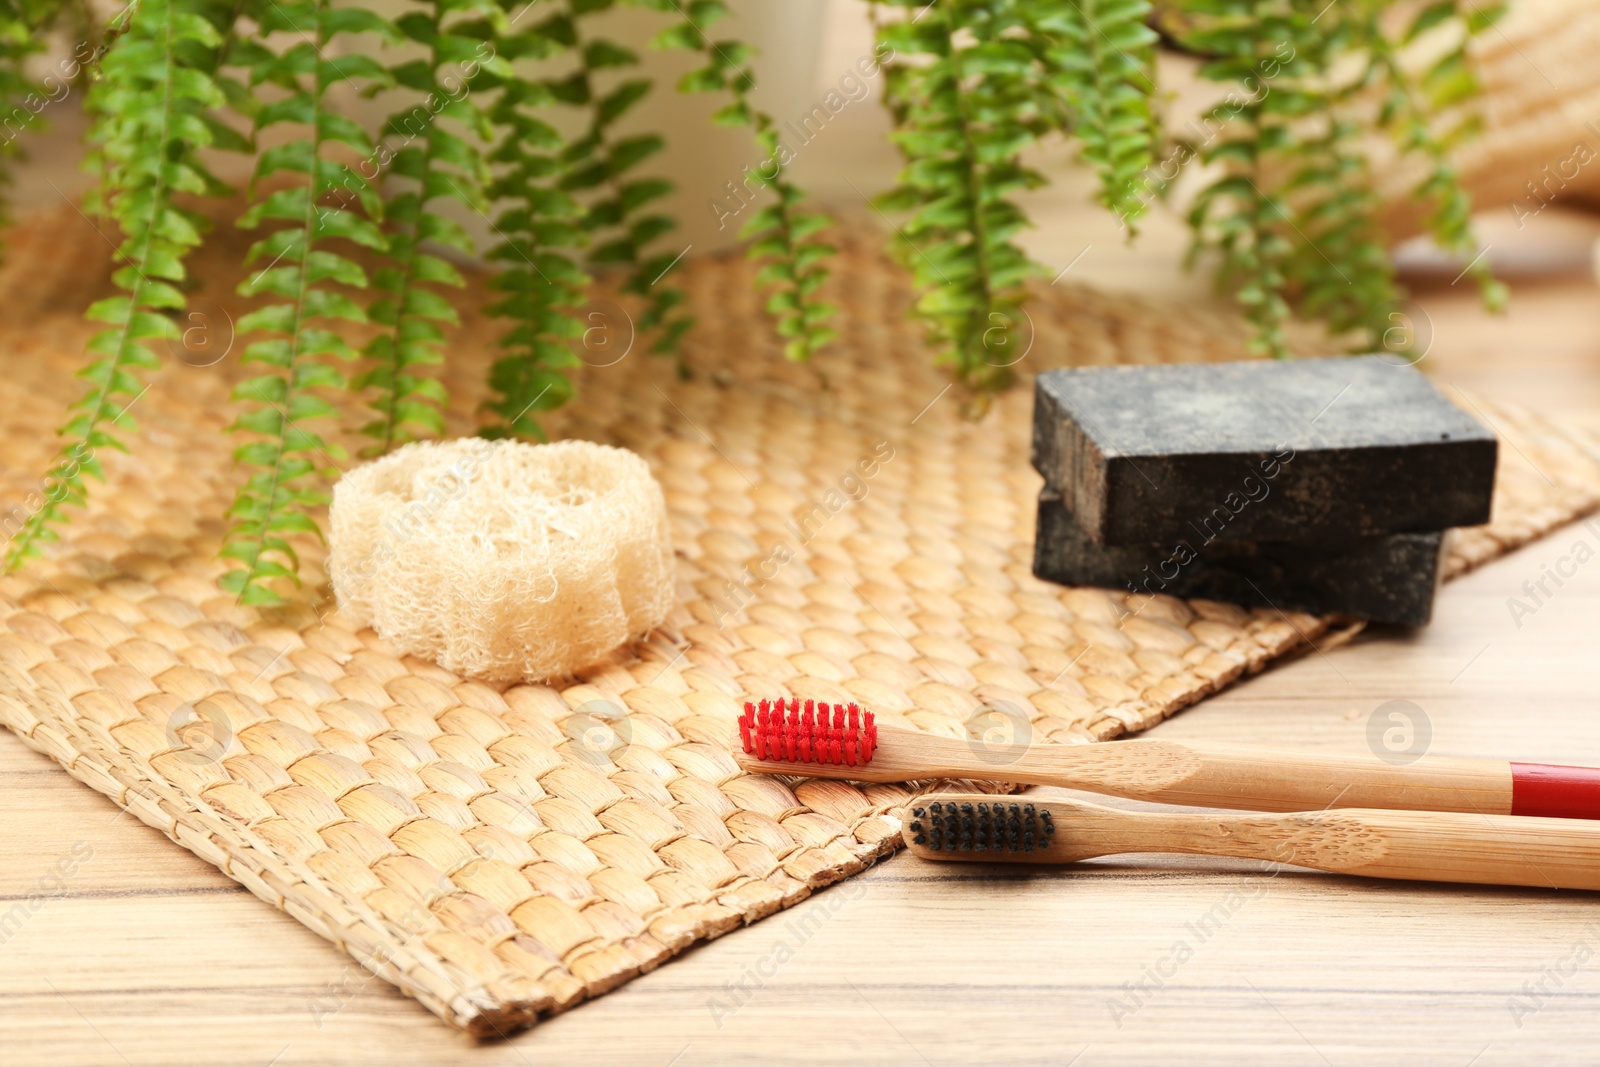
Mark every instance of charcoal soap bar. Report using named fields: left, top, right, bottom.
left=1034, top=489, right=1445, bottom=626
left=1032, top=356, right=1497, bottom=546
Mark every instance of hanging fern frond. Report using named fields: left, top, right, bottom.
left=1366, top=0, right=1508, bottom=309
left=871, top=0, right=1050, bottom=395
left=543, top=0, right=690, bottom=363
left=357, top=0, right=503, bottom=455
left=0, top=0, right=50, bottom=232
left=1181, top=0, right=1330, bottom=357
left=4, top=0, right=235, bottom=572
left=221, top=0, right=398, bottom=605
left=477, top=5, right=589, bottom=440
left=648, top=0, right=837, bottom=363
left=1030, top=0, right=1160, bottom=230
left=1182, top=0, right=1502, bottom=357
left=1282, top=111, right=1403, bottom=346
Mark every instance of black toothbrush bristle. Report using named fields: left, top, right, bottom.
left=907, top=800, right=1057, bottom=854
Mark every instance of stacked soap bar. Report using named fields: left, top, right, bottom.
left=1031, top=357, right=1498, bottom=625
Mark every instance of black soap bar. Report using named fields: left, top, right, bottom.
left=1034, top=489, right=1445, bottom=626
left=1032, top=356, right=1497, bottom=546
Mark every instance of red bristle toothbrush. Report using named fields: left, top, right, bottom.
left=733, top=700, right=1600, bottom=820
left=739, top=699, right=878, bottom=766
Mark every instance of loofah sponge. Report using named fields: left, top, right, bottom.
left=328, top=438, right=675, bottom=683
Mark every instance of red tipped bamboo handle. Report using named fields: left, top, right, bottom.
left=734, top=726, right=1600, bottom=820
left=906, top=792, right=1600, bottom=892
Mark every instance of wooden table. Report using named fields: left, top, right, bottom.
left=6, top=217, right=1600, bottom=1065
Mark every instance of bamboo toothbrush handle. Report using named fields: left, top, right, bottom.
left=1135, top=806, right=1600, bottom=891
left=1115, top=740, right=1515, bottom=814
left=906, top=794, right=1600, bottom=891
left=1019, top=739, right=1600, bottom=819
left=1348, top=809, right=1600, bottom=888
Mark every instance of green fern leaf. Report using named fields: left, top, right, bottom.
left=649, top=0, right=838, bottom=364
left=551, top=0, right=691, bottom=369
left=477, top=4, right=587, bottom=440
left=1181, top=0, right=1501, bottom=357
left=1364, top=0, right=1506, bottom=310
left=870, top=0, right=1052, bottom=393
left=357, top=0, right=502, bottom=455
left=1030, top=0, right=1159, bottom=229
left=5, top=0, right=237, bottom=572
left=221, top=0, right=398, bottom=604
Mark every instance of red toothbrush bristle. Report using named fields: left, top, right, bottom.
left=737, top=699, right=878, bottom=767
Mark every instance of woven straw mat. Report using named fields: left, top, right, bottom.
left=1, top=202, right=1598, bottom=1038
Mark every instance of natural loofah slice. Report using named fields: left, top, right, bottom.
left=329, top=438, right=674, bottom=682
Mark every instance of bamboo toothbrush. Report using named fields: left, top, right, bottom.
left=733, top=699, right=1600, bottom=820
left=903, top=793, right=1600, bottom=891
